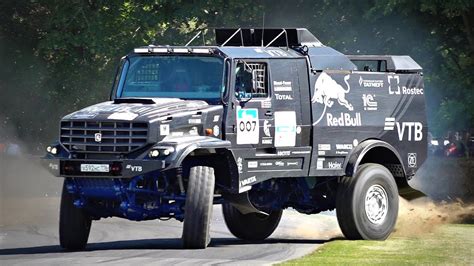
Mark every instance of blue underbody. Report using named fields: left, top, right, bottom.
left=65, top=173, right=336, bottom=221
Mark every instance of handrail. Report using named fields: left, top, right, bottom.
left=220, top=28, right=243, bottom=47
left=264, top=28, right=289, bottom=50
left=185, top=31, right=202, bottom=46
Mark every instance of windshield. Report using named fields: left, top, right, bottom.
left=117, top=55, right=225, bottom=100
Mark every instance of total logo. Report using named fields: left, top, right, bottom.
left=384, top=117, right=423, bottom=141
left=408, top=153, right=417, bottom=168
left=388, top=75, right=424, bottom=95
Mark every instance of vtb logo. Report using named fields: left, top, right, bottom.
left=384, top=118, right=423, bottom=141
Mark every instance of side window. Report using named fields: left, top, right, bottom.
left=235, top=62, right=268, bottom=98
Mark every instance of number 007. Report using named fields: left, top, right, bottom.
left=239, top=121, right=257, bottom=132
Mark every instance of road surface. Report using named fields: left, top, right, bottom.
left=0, top=156, right=341, bottom=265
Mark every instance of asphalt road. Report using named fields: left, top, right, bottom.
left=0, top=156, right=341, bottom=265
left=0, top=199, right=340, bottom=265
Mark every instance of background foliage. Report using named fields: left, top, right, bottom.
left=0, top=0, right=473, bottom=151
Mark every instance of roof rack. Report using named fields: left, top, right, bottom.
left=215, top=28, right=322, bottom=48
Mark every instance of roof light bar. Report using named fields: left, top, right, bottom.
left=173, top=48, right=190, bottom=53
left=192, top=48, right=211, bottom=54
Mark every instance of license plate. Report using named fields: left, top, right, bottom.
left=80, top=164, right=110, bottom=173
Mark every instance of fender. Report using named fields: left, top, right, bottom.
left=344, top=139, right=405, bottom=178
left=344, top=139, right=424, bottom=200
left=157, top=136, right=231, bottom=169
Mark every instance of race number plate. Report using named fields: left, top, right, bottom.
left=236, top=108, right=259, bottom=144
left=80, top=164, right=110, bottom=173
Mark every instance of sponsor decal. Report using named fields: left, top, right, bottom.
left=248, top=161, right=258, bottom=168
left=189, top=127, right=198, bottom=135
left=336, top=144, right=353, bottom=150
left=262, top=138, right=273, bottom=144
left=273, top=81, right=293, bottom=92
left=312, top=73, right=353, bottom=111
left=296, top=126, right=302, bottom=134
left=125, top=165, right=143, bottom=172
left=240, top=176, right=256, bottom=187
left=48, top=163, right=59, bottom=170
left=318, top=151, right=326, bottom=156
left=213, top=115, right=220, bottom=122
left=408, top=153, right=417, bottom=168
left=263, top=120, right=272, bottom=137
left=108, top=112, right=138, bottom=121
left=327, top=113, right=362, bottom=127
left=353, top=139, right=359, bottom=147
left=317, top=158, right=325, bottom=169
left=388, top=75, right=424, bottom=95
left=213, top=125, right=220, bottom=137
left=236, top=108, right=259, bottom=144
left=362, top=94, right=378, bottom=111
left=277, top=150, right=291, bottom=156
left=260, top=162, right=273, bottom=167
left=359, top=76, right=384, bottom=88
left=275, top=161, right=285, bottom=167
left=328, top=161, right=343, bottom=169
left=384, top=117, right=423, bottom=141
left=94, top=133, right=102, bottom=143
left=160, top=124, right=170, bottom=136
left=275, top=111, right=297, bottom=147
left=335, top=150, right=348, bottom=155
left=275, top=93, right=294, bottom=100
left=261, top=100, right=272, bottom=108
left=188, top=118, right=201, bottom=124
left=237, top=157, right=243, bottom=174
left=318, top=144, right=331, bottom=151
left=287, top=161, right=299, bottom=166
left=291, top=150, right=311, bottom=154
left=171, top=132, right=184, bottom=137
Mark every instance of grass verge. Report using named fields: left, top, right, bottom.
left=282, top=224, right=473, bottom=265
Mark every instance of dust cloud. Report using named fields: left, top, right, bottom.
left=394, top=197, right=474, bottom=237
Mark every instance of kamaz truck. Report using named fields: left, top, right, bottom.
left=44, top=28, right=427, bottom=249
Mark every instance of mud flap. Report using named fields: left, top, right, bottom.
left=399, top=186, right=426, bottom=201
left=222, top=192, right=268, bottom=216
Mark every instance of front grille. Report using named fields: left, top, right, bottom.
left=60, top=121, right=148, bottom=153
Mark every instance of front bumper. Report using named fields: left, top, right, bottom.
left=42, top=156, right=166, bottom=178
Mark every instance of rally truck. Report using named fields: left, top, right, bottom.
left=44, top=28, right=426, bottom=250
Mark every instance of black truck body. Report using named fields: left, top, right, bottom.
left=44, top=28, right=427, bottom=249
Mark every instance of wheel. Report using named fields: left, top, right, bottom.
left=59, top=180, right=92, bottom=250
left=222, top=203, right=282, bottom=241
left=336, top=163, right=399, bottom=240
left=182, top=166, right=215, bottom=249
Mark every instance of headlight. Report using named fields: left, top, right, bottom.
left=149, top=150, right=160, bottom=158
left=47, top=146, right=58, bottom=155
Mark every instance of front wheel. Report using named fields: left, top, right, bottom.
left=182, top=166, right=215, bottom=249
left=59, top=180, right=92, bottom=250
left=336, top=163, right=399, bottom=240
left=222, top=203, right=282, bottom=241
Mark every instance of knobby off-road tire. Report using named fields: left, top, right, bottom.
left=336, top=163, right=399, bottom=240
left=59, top=180, right=92, bottom=250
left=182, top=166, right=215, bottom=249
left=222, top=203, right=283, bottom=241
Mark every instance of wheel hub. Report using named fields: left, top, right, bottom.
left=364, top=184, right=388, bottom=225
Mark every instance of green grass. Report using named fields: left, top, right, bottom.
left=282, top=224, right=474, bottom=265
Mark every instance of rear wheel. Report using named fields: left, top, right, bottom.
left=222, top=203, right=282, bottom=241
left=336, top=163, right=399, bottom=240
left=59, top=180, right=92, bottom=250
left=182, top=166, right=215, bottom=249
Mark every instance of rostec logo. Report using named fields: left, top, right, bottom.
left=388, top=75, right=400, bottom=95
left=388, top=75, right=424, bottom=95
left=362, top=94, right=378, bottom=111
left=94, top=133, right=102, bottom=143
left=384, top=117, right=423, bottom=141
